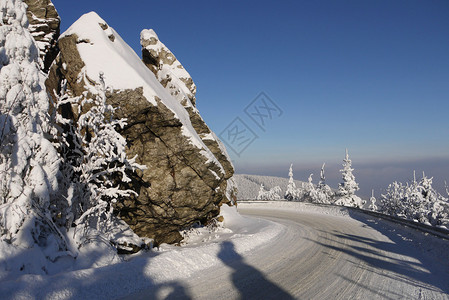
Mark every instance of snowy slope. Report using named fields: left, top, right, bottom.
left=235, top=174, right=306, bottom=200
left=61, top=12, right=224, bottom=174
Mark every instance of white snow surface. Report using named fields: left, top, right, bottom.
left=61, top=12, right=224, bottom=174
left=0, top=205, right=283, bottom=299
left=1, top=202, right=449, bottom=299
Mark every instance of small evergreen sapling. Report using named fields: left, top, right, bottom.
left=315, top=163, right=333, bottom=204
left=368, top=190, right=377, bottom=211
left=284, top=163, right=300, bottom=201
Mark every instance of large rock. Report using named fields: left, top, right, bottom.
left=140, top=29, right=236, bottom=204
left=46, top=12, right=235, bottom=245
left=24, top=0, right=60, bottom=72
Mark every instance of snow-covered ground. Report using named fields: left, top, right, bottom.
left=0, top=205, right=282, bottom=299
left=1, top=202, right=449, bottom=299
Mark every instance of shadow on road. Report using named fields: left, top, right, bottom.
left=217, top=241, right=294, bottom=300
left=314, top=210, right=449, bottom=296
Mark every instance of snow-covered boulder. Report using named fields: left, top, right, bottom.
left=46, top=12, right=235, bottom=245
left=24, top=0, right=60, bottom=72
left=140, top=29, right=236, bottom=203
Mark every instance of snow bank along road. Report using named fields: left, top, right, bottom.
left=2, top=202, right=448, bottom=299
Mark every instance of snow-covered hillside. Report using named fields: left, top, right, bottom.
left=234, top=174, right=306, bottom=200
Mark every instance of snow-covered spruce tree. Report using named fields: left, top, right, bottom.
left=257, top=184, right=281, bottom=200
left=302, top=173, right=317, bottom=202
left=284, top=164, right=300, bottom=201
left=379, top=172, right=449, bottom=227
left=415, top=173, right=448, bottom=226
left=56, top=72, right=146, bottom=251
left=335, top=149, right=365, bottom=208
left=315, top=163, right=333, bottom=204
left=0, top=0, right=68, bottom=272
left=379, top=181, right=406, bottom=217
left=368, top=190, right=377, bottom=211
left=257, top=184, right=266, bottom=200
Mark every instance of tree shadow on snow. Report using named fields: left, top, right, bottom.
left=325, top=210, right=449, bottom=296
left=0, top=248, right=192, bottom=300
left=217, top=241, right=294, bottom=300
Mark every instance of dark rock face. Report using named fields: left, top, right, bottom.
left=24, top=0, right=60, bottom=72
left=46, top=13, right=236, bottom=246
left=140, top=29, right=237, bottom=205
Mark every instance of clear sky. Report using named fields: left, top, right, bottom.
left=52, top=0, right=449, bottom=198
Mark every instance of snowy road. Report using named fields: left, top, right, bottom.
left=3, top=204, right=448, bottom=299
left=129, top=204, right=449, bottom=299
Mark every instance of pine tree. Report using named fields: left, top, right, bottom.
left=257, top=184, right=281, bottom=200
left=338, top=149, right=359, bottom=196
left=380, top=172, right=449, bottom=227
left=284, top=163, right=299, bottom=201
left=315, top=163, right=333, bottom=204
left=380, top=181, right=406, bottom=217
left=303, top=173, right=317, bottom=202
left=319, top=163, right=326, bottom=188
left=257, top=184, right=266, bottom=200
left=368, top=189, right=377, bottom=211
left=335, top=149, right=365, bottom=208
left=0, top=0, right=68, bottom=271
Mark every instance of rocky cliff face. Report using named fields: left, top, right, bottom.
left=140, top=29, right=237, bottom=205
left=24, top=0, right=60, bottom=72
left=46, top=12, right=236, bottom=245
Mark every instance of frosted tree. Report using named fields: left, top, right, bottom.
left=379, top=172, right=449, bottom=227
left=257, top=184, right=266, bottom=200
left=368, top=190, right=378, bottom=211
left=0, top=0, right=68, bottom=272
left=303, top=173, right=317, bottom=202
left=269, top=186, right=282, bottom=200
left=416, top=172, right=448, bottom=226
left=57, top=72, right=145, bottom=250
left=380, top=181, right=406, bottom=217
left=284, top=163, right=300, bottom=201
left=315, top=163, right=333, bottom=204
left=257, top=184, right=281, bottom=200
left=335, top=149, right=365, bottom=208
left=338, top=149, right=359, bottom=196
left=318, top=163, right=326, bottom=188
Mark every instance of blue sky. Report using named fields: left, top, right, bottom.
left=52, top=0, right=449, bottom=197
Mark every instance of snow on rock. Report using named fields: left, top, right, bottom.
left=140, top=28, right=237, bottom=204
left=141, top=28, right=197, bottom=108
left=23, top=0, right=60, bottom=72
left=46, top=12, right=234, bottom=245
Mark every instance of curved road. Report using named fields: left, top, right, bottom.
left=131, top=206, right=449, bottom=299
